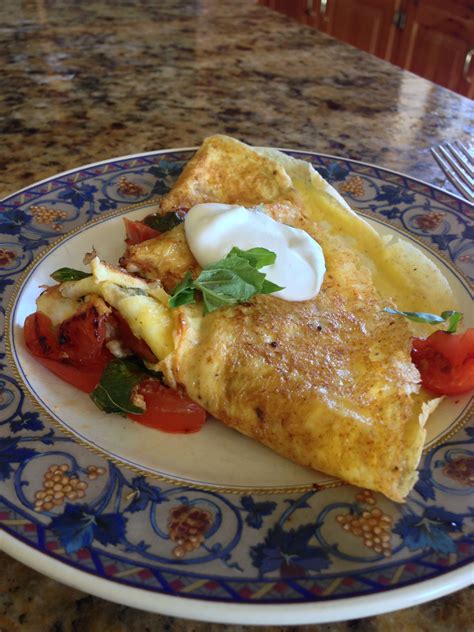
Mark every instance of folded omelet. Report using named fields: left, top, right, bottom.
left=118, top=135, right=454, bottom=501
left=48, top=135, right=454, bottom=501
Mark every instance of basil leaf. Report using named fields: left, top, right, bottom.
left=201, top=286, right=238, bottom=314
left=204, top=256, right=267, bottom=292
left=383, top=308, right=463, bottom=333
left=168, top=271, right=196, bottom=308
left=50, top=268, right=92, bottom=282
left=143, top=211, right=185, bottom=233
left=194, top=267, right=257, bottom=315
left=261, top=278, right=284, bottom=294
left=90, top=359, right=149, bottom=415
left=169, top=247, right=284, bottom=314
left=441, top=310, right=463, bottom=334
left=227, top=246, right=276, bottom=269
left=384, top=308, right=445, bottom=324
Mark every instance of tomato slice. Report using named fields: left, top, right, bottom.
left=24, top=312, right=64, bottom=360
left=30, top=351, right=112, bottom=393
left=411, top=328, right=474, bottom=396
left=25, top=308, right=108, bottom=367
left=113, top=310, right=158, bottom=363
left=123, top=218, right=159, bottom=245
left=128, top=379, right=206, bottom=433
left=25, top=310, right=111, bottom=391
left=58, top=306, right=108, bottom=366
left=423, top=329, right=474, bottom=367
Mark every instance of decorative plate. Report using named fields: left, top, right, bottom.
left=1, top=149, right=472, bottom=625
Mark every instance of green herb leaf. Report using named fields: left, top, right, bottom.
left=194, top=267, right=257, bottom=314
left=50, top=268, right=92, bottom=282
left=261, top=278, right=284, bottom=294
left=201, top=286, right=238, bottom=314
left=143, top=211, right=185, bottom=233
left=204, top=256, right=267, bottom=293
left=383, top=308, right=463, bottom=333
left=168, top=248, right=284, bottom=314
left=168, top=271, right=196, bottom=308
left=90, top=359, right=149, bottom=415
left=227, top=246, right=276, bottom=269
left=441, top=310, right=463, bottom=334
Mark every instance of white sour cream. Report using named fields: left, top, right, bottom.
left=184, top=203, right=326, bottom=301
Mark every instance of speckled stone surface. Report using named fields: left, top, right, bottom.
left=0, top=0, right=473, bottom=630
left=1, top=0, right=473, bottom=198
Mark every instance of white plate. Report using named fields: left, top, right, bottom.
left=1, top=148, right=472, bottom=624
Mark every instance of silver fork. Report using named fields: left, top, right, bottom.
left=431, top=141, right=474, bottom=203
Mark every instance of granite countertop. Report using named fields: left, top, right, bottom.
left=0, top=0, right=473, bottom=630
left=1, top=0, right=473, bottom=198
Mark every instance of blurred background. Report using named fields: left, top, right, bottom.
left=259, top=0, right=474, bottom=97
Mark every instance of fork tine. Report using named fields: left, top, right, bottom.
left=438, top=144, right=474, bottom=187
left=444, top=142, right=474, bottom=179
left=431, top=147, right=474, bottom=202
left=453, top=140, right=474, bottom=166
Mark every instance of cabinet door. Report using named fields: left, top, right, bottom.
left=257, top=0, right=309, bottom=21
left=397, top=0, right=474, bottom=97
left=257, top=0, right=325, bottom=28
left=324, top=0, right=401, bottom=60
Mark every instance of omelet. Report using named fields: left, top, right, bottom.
left=42, top=135, right=455, bottom=501
left=122, top=135, right=453, bottom=501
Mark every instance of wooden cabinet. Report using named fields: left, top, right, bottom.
left=397, top=0, right=474, bottom=98
left=260, top=0, right=309, bottom=21
left=324, top=0, right=401, bottom=60
left=258, top=0, right=474, bottom=98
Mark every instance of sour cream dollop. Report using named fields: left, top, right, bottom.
left=184, top=203, right=326, bottom=301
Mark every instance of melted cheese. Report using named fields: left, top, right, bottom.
left=36, top=286, right=82, bottom=326
left=99, top=283, right=174, bottom=360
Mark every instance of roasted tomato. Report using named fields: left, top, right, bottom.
left=128, top=379, right=206, bottom=433
left=57, top=306, right=108, bottom=366
left=112, top=310, right=158, bottom=364
left=31, top=351, right=112, bottom=393
left=24, top=311, right=63, bottom=360
left=123, top=218, right=159, bottom=245
left=411, top=328, right=474, bottom=396
left=25, top=307, right=108, bottom=366
left=24, top=309, right=111, bottom=391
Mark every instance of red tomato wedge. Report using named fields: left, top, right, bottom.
left=123, top=218, right=159, bottom=245
left=24, top=311, right=63, bottom=360
left=128, top=379, right=206, bottom=433
left=30, top=352, right=112, bottom=393
left=411, top=328, right=474, bottom=396
left=25, top=308, right=108, bottom=366
left=25, top=310, right=111, bottom=391
left=58, top=306, right=108, bottom=366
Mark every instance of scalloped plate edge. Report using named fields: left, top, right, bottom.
left=1, top=531, right=472, bottom=625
